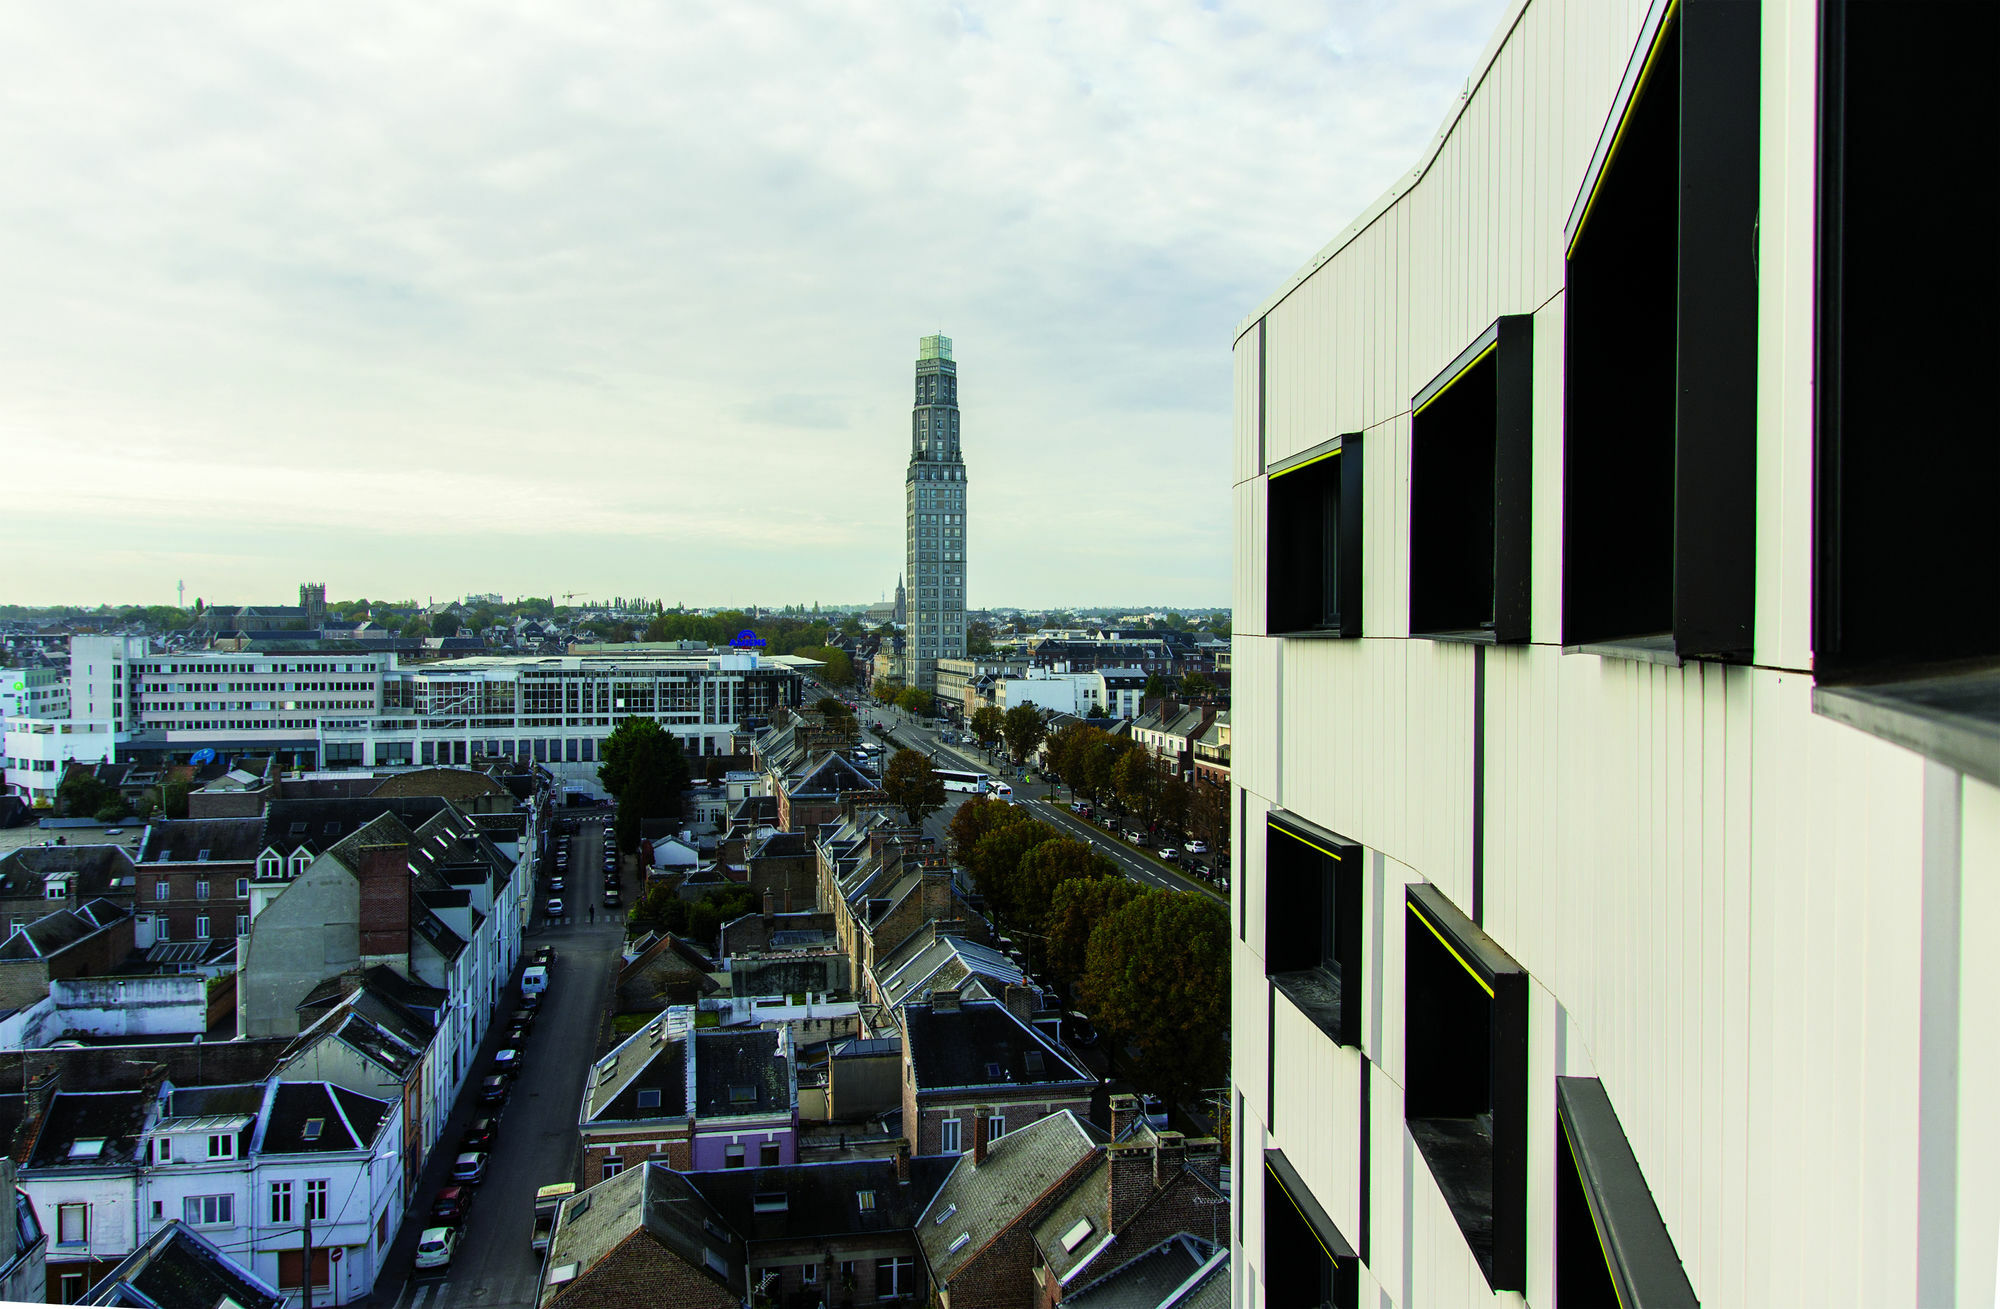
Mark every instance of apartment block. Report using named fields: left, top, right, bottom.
left=1231, top=3, right=1998, bottom=1307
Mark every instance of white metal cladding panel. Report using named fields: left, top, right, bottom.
left=1753, top=0, right=1817, bottom=674
left=1524, top=980, right=1563, bottom=1309
left=1278, top=638, right=1415, bottom=861
left=1399, top=641, right=1478, bottom=909
left=1233, top=942, right=1272, bottom=1130
left=1235, top=324, right=1262, bottom=487
left=1271, top=1001, right=1362, bottom=1242
left=1365, top=412, right=1410, bottom=641
left=1234, top=636, right=1278, bottom=800
left=1235, top=480, right=1266, bottom=638
left=1373, top=852, right=1420, bottom=1096
left=1529, top=296, right=1565, bottom=646
left=1239, top=1104, right=1271, bottom=1299
left=1958, top=775, right=2000, bottom=1307
left=1262, top=292, right=1306, bottom=467
left=1363, top=1059, right=1405, bottom=1299
left=1241, top=791, right=1270, bottom=957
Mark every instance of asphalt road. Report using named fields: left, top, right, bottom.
left=864, top=705, right=1224, bottom=903
left=374, top=815, right=628, bottom=1309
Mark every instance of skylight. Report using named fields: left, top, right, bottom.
left=68, top=1138, right=107, bottom=1160
left=856, top=1191, right=876, bottom=1212
left=934, top=1203, right=958, bottom=1226
left=302, top=1118, right=324, bottom=1141
left=753, top=1192, right=788, bottom=1213
left=948, top=1232, right=971, bottom=1255
left=1060, top=1218, right=1095, bottom=1253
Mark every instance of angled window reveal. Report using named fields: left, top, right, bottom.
left=1404, top=884, right=1528, bottom=1291
left=1811, top=2, right=2000, bottom=781
left=1264, top=816, right=1362, bottom=1047
left=1562, top=0, right=1760, bottom=661
left=1410, top=316, right=1534, bottom=643
left=1556, top=1077, right=1698, bottom=1309
left=1264, top=1149, right=1359, bottom=1309
left=1267, top=434, right=1363, bottom=638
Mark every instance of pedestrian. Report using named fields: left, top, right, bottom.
left=589, top=905, right=595, bottom=923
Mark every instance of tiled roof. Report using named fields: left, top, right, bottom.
left=903, top=998, right=1091, bottom=1093
left=369, top=767, right=508, bottom=800
left=876, top=934, right=1032, bottom=1011
left=139, top=818, right=264, bottom=865
left=917, top=1111, right=1104, bottom=1283
left=584, top=1011, right=691, bottom=1123
left=1065, top=1238, right=1224, bottom=1309
left=76, top=1218, right=286, bottom=1309
left=260, top=796, right=449, bottom=858
left=687, top=1155, right=953, bottom=1243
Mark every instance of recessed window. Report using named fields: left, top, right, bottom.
left=1264, top=817, right=1361, bottom=1047
left=1562, top=1, right=1760, bottom=660
left=1267, top=435, right=1363, bottom=637
left=1410, top=317, right=1534, bottom=643
left=1264, top=1149, right=1358, bottom=1309
left=1404, top=884, right=1528, bottom=1291
left=1814, top=4, right=1999, bottom=683
left=1555, top=1077, right=1698, bottom=1309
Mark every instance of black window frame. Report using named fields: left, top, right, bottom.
left=1403, top=884, right=1528, bottom=1292
left=1267, top=433, right=1364, bottom=638
left=1555, top=1077, right=1698, bottom=1309
left=1263, top=1148, right=1359, bottom=1309
left=1561, top=0, right=1761, bottom=663
left=1809, top=0, right=2000, bottom=784
left=1410, top=316, right=1534, bottom=644
left=1264, top=815, right=1362, bottom=1047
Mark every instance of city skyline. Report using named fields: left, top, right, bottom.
left=1, top=0, right=1510, bottom=608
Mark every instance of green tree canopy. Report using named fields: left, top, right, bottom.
left=882, top=749, right=947, bottom=828
left=1079, top=890, right=1230, bottom=1097
left=57, top=773, right=115, bottom=821
left=798, top=646, right=855, bottom=686
left=162, top=777, right=192, bottom=819
left=966, top=622, right=996, bottom=655
left=872, top=678, right=905, bottom=706
left=947, top=795, right=1022, bottom=860
left=1010, top=838, right=1117, bottom=939
left=1179, top=672, right=1215, bottom=701
left=1043, top=876, right=1144, bottom=991
left=814, top=696, right=851, bottom=719
left=969, top=819, right=1058, bottom=920
left=1086, top=702, right=1110, bottom=719
left=432, top=613, right=462, bottom=638
left=970, top=706, right=1007, bottom=751
left=1141, top=673, right=1176, bottom=702
left=896, top=686, right=934, bottom=717
left=1114, top=749, right=1166, bottom=828
left=599, top=719, right=691, bottom=853
left=1002, top=704, right=1048, bottom=764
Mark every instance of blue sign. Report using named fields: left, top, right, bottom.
left=188, top=748, right=217, bottom=766
left=729, top=630, right=767, bottom=649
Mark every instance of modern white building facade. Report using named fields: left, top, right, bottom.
left=1231, top=3, right=1998, bottom=1308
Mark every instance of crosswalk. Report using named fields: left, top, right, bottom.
left=398, top=1271, right=541, bottom=1308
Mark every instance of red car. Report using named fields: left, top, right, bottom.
left=431, top=1185, right=475, bottom=1226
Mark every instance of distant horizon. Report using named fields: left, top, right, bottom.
left=1, top=594, right=1232, bottom=616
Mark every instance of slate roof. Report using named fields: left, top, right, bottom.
left=916, top=1111, right=1105, bottom=1283
left=687, top=1156, right=954, bottom=1245
left=1065, top=1238, right=1225, bottom=1309
left=876, top=934, right=1035, bottom=1011
left=260, top=796, right=449, bottom=859
left=903, top=998, right=1091, bottom=1093
left=0, top=845, right=135, bottom=896
left=76, top=1218, right=286, bottom=1309
left=370, top=767, right=509, bottom=801
left=584, top=1010, right=691, bottom=1123
left=25, top=1089, right=152, bottom=1170
left=693, top=1030, right=790, bottom=1118
left=259, top=1083, right=387, bottom=1153
left=138, top=818, right=264, bottom=865
left=786, top=754, right=880, bottom=800
left=0, top=903, right=126, bottom=960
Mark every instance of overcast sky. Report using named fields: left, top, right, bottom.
left=2, top=0, right=1508, bottom=611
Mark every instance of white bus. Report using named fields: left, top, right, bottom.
left=936, top=769, right=991, bottom=794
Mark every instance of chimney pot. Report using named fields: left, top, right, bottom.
left=932, top=989, right=960, bottom=1014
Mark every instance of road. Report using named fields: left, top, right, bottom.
left=859, top=701, right=1224, bottom=903
left=373, top=814, right=628, bottom=1309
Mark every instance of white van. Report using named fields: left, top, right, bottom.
left=521, top=965, right=550, bottom=998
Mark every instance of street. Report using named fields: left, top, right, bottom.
left=373, top=815, right=628, bottom=1309
left=862, top=702, right=1224, bottom=902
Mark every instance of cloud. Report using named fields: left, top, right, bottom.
left=0, top=0, right=1510, bottom=607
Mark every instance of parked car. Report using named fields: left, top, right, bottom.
left=506, top=1022, right=531, bottom=1046
left=533, top=945, right=558, bottom=968
left=494, top=1047, right=524, bottom=1075
left=414, top=1227, right=459, bottom=1272
left=549, top=877, right=565, bottom=893
left=546, top=897, right=564, bottom=917
left=430, top=1185, right=475, bottom=1226
left=478, top=1076, right=509, bottom=1105
left=452, top=1151, right=489, bottom=1184
left=1159, top=848, right=1180, bottom=862
left=511, top=1006, right=537, bottom=1031
left=1184, top=840, right=1209, bottom=854
left=460, top=1117, right=499, bottom=1151
left=604, top=889, right=620, bottom=907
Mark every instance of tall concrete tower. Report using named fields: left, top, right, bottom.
left=902, top=333, right=966, bottom=692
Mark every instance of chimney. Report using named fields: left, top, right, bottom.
left=1002, top=984, right=1036, bottom=1023
left=781, top=884, right=792, bottom=914
left=762, top=890, right=776, bottom=924
left=894, top=1137, right=911, bottom=1184
left=921, top=865, right=953, bottom=923
left=24, top=1064, right=59, bottom=1121
left=1152, top=1130, right=1187, bottom=1187
left=1109, top=1093, right=1141, bottom=1138
left=355, top=841, right=411, bottom=960
left=932, top=989, right=960, bottom=1015
left=972, top=1108, right=990, bottom=1165
left=1182, top=1136, right=1223, bottom=1189
left=1106, top=1142, right=1153, bottom=1231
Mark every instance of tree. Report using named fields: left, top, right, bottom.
left=1086, top=702, right=1109, bottom=719
left=1043, top=876, right=1143, bottom=991
left=1002, top=704, right=1048, bottom=764
left=948, top=795, right=1022, bottom=861
left=882, top=749, right=947, bottom=828
left=1079, top=890, right=1230, bottom=1098
left=872, top=678, right=905, bottom=706
left=1115, top=749, right=1166, bottom=828
left=599, top=719, right=691, bottom=853
left=1141, top=673, right=1175, bottom=703
left=970, top=706, right=1006, bottom=752
left=162, top=777, right=192, bottom=819
left=1186, top=782, right=1227, bottom=855
left=814, top=696, right=850, bottom=719
left=1179, top=672, right=1215, bottom=702
left=965, top=621, right=996, bottom=656
left=1012, top=838, right=1117, bottom=939
left=94, top=799, right=130, bottom=823
left=797, top=646, right=854, bottom=686
left=896, top=686, right=934, bottom=718
left=433, top=613, right=462, bottom=638
left=57, top=773, right=114, bottom=821
left=969, top=819, right=1058, bottom=920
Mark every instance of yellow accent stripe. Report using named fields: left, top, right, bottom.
left=1567, top=0, right=1681, bottom=260
left=1407, top=901, right=1495, bottom=998
left=1560, top=1116, right=1631, bottom=1309
left=1264, top=1159, right=1344, bottom=1270
left=1414, top=340, right=1498, bottom=417
left=1270, top=823, right=1343, bottom=863
left=1269, top=446, right=1340, bottom=480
